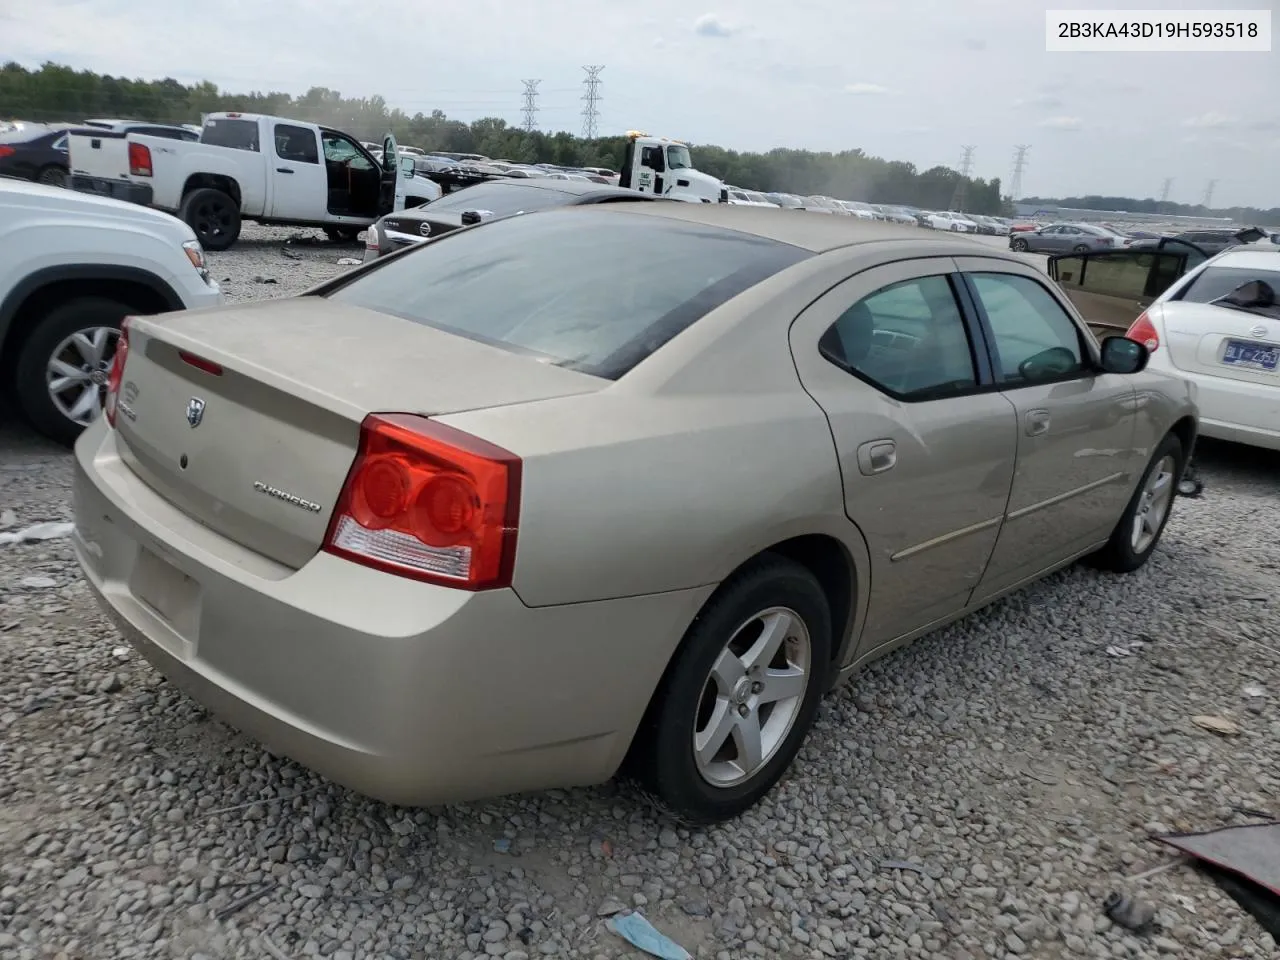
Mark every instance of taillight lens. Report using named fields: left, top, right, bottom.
left=0, top=145, right=14, bottom=158
left=128, top=142, right=152, bottom=177
left=103, top=317, right=132, bottom=427
left=323, top=414, right=521, bottom=590
left=1126, top=311, right=1160, bottom=353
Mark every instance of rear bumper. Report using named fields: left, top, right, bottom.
left=72, top=420, right=711, bottom=806
left=70, top=175, right=154, bottom=207
left=1168, top=367, right=1280, bottom=451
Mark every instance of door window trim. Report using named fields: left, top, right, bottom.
left=816, top=271, right=997, bottom=403
left=957, top=270, right=1099, bottom=389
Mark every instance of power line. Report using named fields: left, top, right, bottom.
left=949, top=145, right=975, bottom=211
left=1202, top=179, right=1218, bottom=208
left=520, top=79, right=540, bottom=132
left=1160, top=178, right=1173, bottom=203
left=1010, top=145, right=1031, bottom=201
left=581, top=65, right=604, bottom=140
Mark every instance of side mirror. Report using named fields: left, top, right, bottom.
left=1098, top=336, right=1149, bottom=375
left=399, top=157, right=415, bottom=176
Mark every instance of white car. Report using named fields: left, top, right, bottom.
left=1052, top=242, right=1280, bottom=451
left=0, top=178, right=223, bottom=444
left=923, top=212, right=978, bottom=232
left=726, top=188, right=776, bottom=207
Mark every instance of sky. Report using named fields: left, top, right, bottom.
left=3, top=0, right=1278, bottom=208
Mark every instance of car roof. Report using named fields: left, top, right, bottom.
left=1210, top=246, right=1280, bottom=268
left=595, top=201, right=1009, bottom=255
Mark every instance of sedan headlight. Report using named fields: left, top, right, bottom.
left=182, top=239, right=211, bottom=284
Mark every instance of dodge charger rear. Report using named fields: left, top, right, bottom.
left=72, top=205, right=820, bottom=822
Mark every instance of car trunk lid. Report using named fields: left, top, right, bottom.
left=1158, top=301, right=1280, bottom=388
left=113, top=297, right=604, bottom=569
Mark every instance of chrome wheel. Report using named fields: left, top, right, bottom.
left=693, top=606, right=812, bottom=789
left=1132, top=454, right=1176, bottom=553
left=45, top=325, right=119, bottom=426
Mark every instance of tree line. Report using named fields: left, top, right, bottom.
left=6, top=62, right=1276, bottom=223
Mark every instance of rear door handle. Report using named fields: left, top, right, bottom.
left=276, top=167, right=294, bottom=174
left=1025, top=409, right=1051, bottom=437
left=856, top=439, right=897, bottom=476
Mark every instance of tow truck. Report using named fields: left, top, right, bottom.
left=617, top=132, right=727, bottom=204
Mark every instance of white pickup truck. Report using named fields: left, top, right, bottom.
left=67, top=113, right=443, bottom=250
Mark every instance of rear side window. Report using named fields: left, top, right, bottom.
left=202, top=118, right=260, bottom=152
left=326, top=208, right=810, bottom=380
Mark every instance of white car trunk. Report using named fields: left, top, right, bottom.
left=1157, top=301, right=1280, bottom=387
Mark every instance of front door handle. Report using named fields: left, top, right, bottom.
left=856, top=439, right=897, bottom=476
left=276, top=167, right=295, bottom=174
left=1025, top=409, right=1051, bottom=437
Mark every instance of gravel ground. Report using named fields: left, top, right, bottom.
left=1, top=225, right=1278, bottom=959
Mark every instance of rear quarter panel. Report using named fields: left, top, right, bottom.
left=432, top=256, right=882, bottom=610
left=1129, top=368, right=1199, bottom=458
left=149, top=138, right=268, bottom=214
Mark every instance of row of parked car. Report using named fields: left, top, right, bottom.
left=722, top=189, right=1016, bottom=235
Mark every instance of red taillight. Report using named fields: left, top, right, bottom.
left=103, top=317, right=132, bottom=428
left=178, top=350, right=223, bottom=376
left=128, top=142, right=152, bottom=177
left=0, top=145, right=14, bottom=158
left=323, top=414, right=521, bottom=591
left=1126, top=311, right=1160, bottom=353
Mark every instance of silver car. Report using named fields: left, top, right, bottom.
left=1010, top=222, right=1129, bottom=254
left=73, top=205, right=1198, bottom=823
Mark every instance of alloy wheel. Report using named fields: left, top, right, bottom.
left=45, top=325, right=119, bottom=426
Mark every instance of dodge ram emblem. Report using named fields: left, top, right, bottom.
left=186, top=397, right=206, bottom=428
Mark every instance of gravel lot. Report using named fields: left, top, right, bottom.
left=2, top=223, right=1278, bottom=960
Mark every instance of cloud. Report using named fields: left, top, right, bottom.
left=901, top=125, right=931, bottom=134
left=1037, top=116, right=1082, bottom=130
left=845, top=82, right=890, bottom=95
left=693, top=13, right=734, bottom=38
left=1013, top=93, right=1064, bottom=110
left=963, top=38, right=987, bottom=51
left=1182, top=111, right=1237, bottom=129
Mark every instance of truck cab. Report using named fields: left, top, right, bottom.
left=618, top=132, right=726, bottom=204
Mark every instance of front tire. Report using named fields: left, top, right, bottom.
left=324, top=226, right=362, bottom=244
left=1087, top=433, right=1184, bottom=573
left=13, top=296, right=129, bottom=446
left=179, top=188, right=241, bottom=251
left=1011, top=237, right=1029, bottom=252
left=627, top=555, right=832, bottom=823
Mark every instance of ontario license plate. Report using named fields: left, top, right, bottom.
left=1222, top=339, right=1279, bottom=371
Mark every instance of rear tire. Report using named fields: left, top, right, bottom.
left=37, top=165, right=67, bottom=188
left=1073, top=243, right=1091, bottom=253
left=179, top=188, right=241, bottom=251
left=1087, top=433, right=1184, bottom=573
left=14, top=296, right=130, bottom=447
left=324, top=227, right=362, bottom=244
left=626, top=555, right=832, bottom=824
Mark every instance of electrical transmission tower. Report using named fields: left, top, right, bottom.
left=1010, top=145, right=1031, bottom=201
left=1160, top=178, right=1173, bottom=203
left=581, top=66, right=604, bottom=139
left=948, top=145, right=976, bottom=212
left=520, top=80, right=541, bottom=132
left=1201, top=179, right=1217, bottom=208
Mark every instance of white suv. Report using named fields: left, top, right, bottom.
left=0, top=177, right=223, bottom=444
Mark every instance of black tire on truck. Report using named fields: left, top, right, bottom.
left=324, top=227, right=362, bottom=244
left=179, top=187, right=241, bottom=251
left=13, top=296, right=131, bottom=447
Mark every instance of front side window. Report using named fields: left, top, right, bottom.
left=326, top=208, right=810, bottom=380
left=666, top=145, right=692, bottom=170
left=819, top=275, right=978, bottom=400
left=969, top=273, right=1086, bottom=385
left=322, top=134, right=373, bottom=171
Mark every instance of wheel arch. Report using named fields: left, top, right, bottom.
left=182, top=174, right=242, bottom=207
left=0, top=265, right=182, bottom=375
left=1168, top=414, right=1198, bottom=462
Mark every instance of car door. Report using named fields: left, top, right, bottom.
left=788, top=258, right=1019, bottom=649
left=268, top=123, right=327, bottom=220
left=1029, top=226, right=1061, bottom=252
left=377, top=133, right=409, bottom=214
left=1048, top=249, right=1192, bottom=336
left=955, top=258, right=1139, bottom=603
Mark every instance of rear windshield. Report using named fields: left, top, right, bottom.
left=202, top=118, right=260, bottom=152
left=326, top=208, right=810, bottom=379
left=1176, top=264, right=1280, bottom=313
left=418, top=182, right=576, bottom=215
